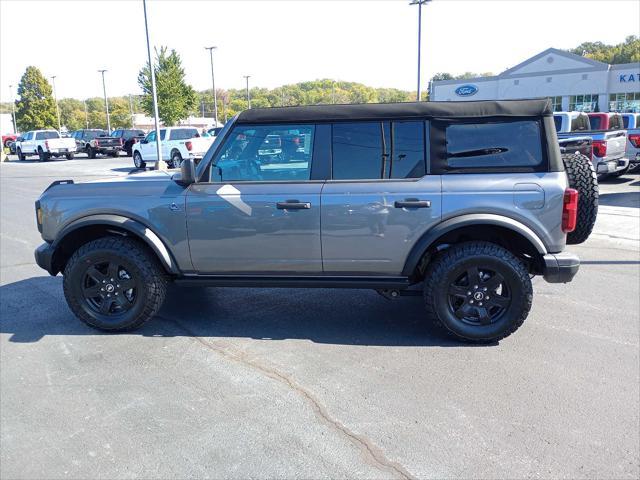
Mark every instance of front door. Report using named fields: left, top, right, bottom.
left=141, top=131, right=157, bottom=161
left=321, top=120, right=442, bottom=275
left=187, top=123, right=322, bottom=273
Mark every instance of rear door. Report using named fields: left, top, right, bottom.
left=187, top=123, right=323, bottom=273
left=321, top=120, right=442, bottom=275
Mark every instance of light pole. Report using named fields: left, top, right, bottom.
left=128, top=94, right=135, bottom=128
left=98, top=69, right=111, bottom=131
left=51, top=76, right=62, bottom=132
left=8, top=84, right=17, bottom=134
left=243, top=75, right=251, bottom=109
left=142, top=0, right=163, bottom=170
left=83, top=100, right=89, bottom=128
left=205, top=46, right=218, bottom=126
left=410, top=0, right=431, bottom=101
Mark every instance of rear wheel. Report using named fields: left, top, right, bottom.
left=133, top=151, right=145, bottom=169
left=423, top=241, right=532, bottom=343
left=87, top=146, right=96, bottom=159
left=63, top=237, right=168, bottom=332
left=562, top=153, right=598, bottom=245
left=38, top=148, right=50, bottom=162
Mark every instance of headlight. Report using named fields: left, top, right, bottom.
left=35, top=201, right=43, bottom=232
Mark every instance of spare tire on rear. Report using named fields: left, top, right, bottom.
left=562, top=153, right=598, bottom=245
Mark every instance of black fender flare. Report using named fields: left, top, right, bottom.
left=402, top=214, right=548, bottom=276
left=52, top=214, right=179, bottom=274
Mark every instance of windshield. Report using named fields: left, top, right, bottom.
left=86, top=130, right=108, bottom=139
left=196, top=118, right=236, bottom=180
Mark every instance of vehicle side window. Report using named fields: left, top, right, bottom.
left=212, top=124, right=314, bottom=182
left=390, top=121, right=425, bottom=179
left=36, top=131, right=59, bottom=140
left=24, top=132, right=33, bottom=140
left=441, top=120, right=543, bottom=170
left=589, top=116, right=602, bottom=130
left=146, top=131, right=156, bottom=142
left=332, top=121, right=425, bottom=180
left=623, top=116, right=630, bottom=129
left=160, top=129, right=167, bottom=141
left=609, top=115, right=622, bottom=130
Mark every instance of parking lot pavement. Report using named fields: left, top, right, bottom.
left=1, top=155, right=639, bottom=479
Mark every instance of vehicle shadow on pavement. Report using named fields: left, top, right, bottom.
left=599, top=191, right=640, bottom=208
left=0, top=277, right=485, bottom=347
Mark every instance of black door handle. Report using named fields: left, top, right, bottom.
left=276, top=201, right=311, bottom=210
left=394, top=199, right=431, bottom=209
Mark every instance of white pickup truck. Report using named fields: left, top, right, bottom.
left=131, top=127, right=214, bottom=169
left=15, top=130, right=77, bottom=161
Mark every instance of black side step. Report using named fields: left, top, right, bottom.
left=174, top=275, right=411, bottom=289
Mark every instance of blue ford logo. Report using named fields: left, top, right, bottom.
left=455, top=84, right=478, bottom=97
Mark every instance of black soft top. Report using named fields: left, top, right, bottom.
left=236, top=98, right=553, bottom=124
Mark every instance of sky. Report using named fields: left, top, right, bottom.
left=1, top=0, right=638, bottom=102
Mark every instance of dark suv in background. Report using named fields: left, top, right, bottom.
left=110, top=129, right=146, bottom=156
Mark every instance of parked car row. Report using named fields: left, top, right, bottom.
left=132, top=127, right=216, bottom=169
left=553, top=111, right=639, bottom=177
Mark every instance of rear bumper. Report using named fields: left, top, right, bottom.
left=34, top=242, right=57, bottom=276
left=542, top=252, right=580, bottom=283
left=596, top=157, right=629, bottom=173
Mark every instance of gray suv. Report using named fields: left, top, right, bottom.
left=34, top=99, right=580, bottom=343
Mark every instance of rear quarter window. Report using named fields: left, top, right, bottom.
left=439, top=120, right=544, bottom=171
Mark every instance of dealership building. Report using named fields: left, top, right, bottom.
left=430, top=48, right=640, bottom=113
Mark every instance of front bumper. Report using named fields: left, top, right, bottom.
left=34, top=242, right=57, bottom=276
left=542, top=252, right=580, bottom=283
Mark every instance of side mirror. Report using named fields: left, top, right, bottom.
left=141, top=139, right=148, bottom=144
left=178, top=158, right=196, bottom=186
left=16, top=137, right=23, bottom=142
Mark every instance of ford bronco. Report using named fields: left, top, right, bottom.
left=34, top=99, right=583, bottom=343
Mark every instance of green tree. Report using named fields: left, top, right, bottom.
left=14, top=66, right=58, bottom=131
left=138, top=47, right=198, bottom=126
left=58, top=98, right=86, bottom=131
left=568, top=36, right=640, bottom=64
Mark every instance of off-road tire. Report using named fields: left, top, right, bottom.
left=17, top=148, right=25, bottom=161
left=562, top=153, right=598, bottom=245
left=133, top=151, right=145, bottom=169
left=87, top=146, right=96, bottom=159
left=63, top=236, right=168, bottom=332
left=423, top=241, right=532, bottom=343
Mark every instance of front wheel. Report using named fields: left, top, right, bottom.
left=66, top=153, right=74, bottom=160
left=133, top=151, right=146, bottom=169
left=17, top=148, right=25, bottom=161
left=63, top=237, right=168, bottom=332
left=38, top=148, right=50, bottom=162
left=87, top=146, right=96, bottom=159
left=423, top=241, right=532, bottom=343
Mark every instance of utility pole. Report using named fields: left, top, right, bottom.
left=51, top=76, right=62, bottom=132
left=8, top=84, right=17, bottom=134
left=129, top=94, right=135, bottom=128
left=142, top=0, right=164, bottom=170
left=205, top=46, right=218, bottom=126
left=243, top=75, right=251, bottom=109
left=410, top=0, right=431, bottom=101
left=83, top=100, right=89, bottom=128
left=98, top=69, right=111, bottom=131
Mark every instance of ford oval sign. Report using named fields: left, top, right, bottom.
left=455, top=84, right=478, bottom=97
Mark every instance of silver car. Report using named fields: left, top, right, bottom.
left=34, top=99, right=580, bottom=343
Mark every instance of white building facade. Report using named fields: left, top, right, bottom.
left=430, top=48, right=640, bottom=113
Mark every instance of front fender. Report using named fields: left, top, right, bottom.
left=402, top=214, right=548, bottom=276
left=52, top=214, right=179, bottom=274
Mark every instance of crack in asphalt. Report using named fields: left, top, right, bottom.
left=165, top=317, right=416, bottom=480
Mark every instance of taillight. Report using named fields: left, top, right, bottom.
left=185, top=141, right=192, bottom=151
left=629, top=133, right=640, bottom=148
left=45, top=140, right=49, bottom=150
left=562, top=188, right=579, bottom=233
left=95, top=140, right=100, bottom=147
left=592, top=139, right=606, bottom=158
left=119, top=138, right=124, bottom=145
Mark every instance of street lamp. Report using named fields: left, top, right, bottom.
left=243, top=75, right=251, bottom=109
left=205, top=46, right=218, bottom=126
left=410, top=0, right=432, bottom=101
left=8, top=84, right=17, bottom=134
left=83, top=99, right=89, bottom=128
left=51, top=76, right=62, bottom=132
left=142, top=0, right=163, bottom=170
left=98, top=69, right=111, bottom=132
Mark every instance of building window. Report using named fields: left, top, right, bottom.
left=609, top=92, right=640, bottom=113
left=569, top=94, right=599, bottom=112
left=550, top=96, right=563, bottom=111
left=513, top=79, right=519, bottom=85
